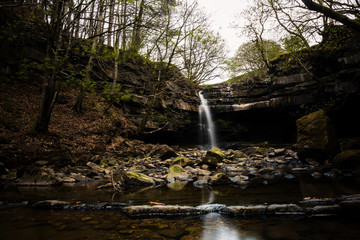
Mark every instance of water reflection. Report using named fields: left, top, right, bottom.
left=200, top=213, right=260, bottom=240
left=201, top=189, right=215, bottom=205
left=200, top=213, right=241, bottom=240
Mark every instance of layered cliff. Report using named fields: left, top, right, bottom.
left=201, top=26, right=360, bottom=144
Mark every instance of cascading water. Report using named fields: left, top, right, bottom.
left=199, top=91, right=217, bottom=149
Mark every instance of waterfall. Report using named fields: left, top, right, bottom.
left=199, top=91, right=217, bottom=149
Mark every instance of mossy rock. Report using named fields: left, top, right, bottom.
left=122, top=171, right=155, bottom=187
left=172, top=156, right=194, bottom=167
left=167, top=165, right=189, bottom=183
left=233, top=151, right=248, bottom=159
left=242, top=146, right=268, bottom=156
left=332, top=150, right=360, bottom=170
left=209, top=173, right=232, bottom=186
left=295, top=109, right=341, bottom=162
left=202, top=147, right=225, bottom=166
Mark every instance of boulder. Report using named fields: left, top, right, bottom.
left=149, top=144, right=177, bottom=160
left=295, top=110, right=341, bottom=163
left=332, top=150, right=360, bottom=170
left=201, top=147, right=225, bottom=166
left=172, top=156, right=195, bottom=167
left=209, top=173, right=232, bottom=186
left=167, top=165, right=189, bottom=183
left=121, top=171, right=155, bottom=187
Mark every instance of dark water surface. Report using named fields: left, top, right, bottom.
left=1, top=207, right=359, bottom=240
left=1, top=176, right=359, bottom=239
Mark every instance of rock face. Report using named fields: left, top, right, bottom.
left=295, top=110, right=341, bottom=162
left=200, top=28, right=360, bottom=144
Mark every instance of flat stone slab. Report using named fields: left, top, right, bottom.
left=24, top=194, right=360, bottom=218
left=122, top=205, right=207, bottom=217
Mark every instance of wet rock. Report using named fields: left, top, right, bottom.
left=284, top=174, right=295, bottom=179
left=243, top=146, right=269, bottom=157
left=121, top=171, right=155, bottom=187
left=70, top=173, right=92, bottom=182
left=232, top=150, right=248, bottom=160
left=221, top=165, right=246, bottom=173
left=86, top=162, right=110, bottom=175
left=193, top=179, right=208, bottom=187
left=187, top=167, right=211, bottom=176
left=172, top=156, right=195, bottom=167
left=258, top=168, right=274, bottom=174
left=226, top=205, right=267, bottom=217
left=167, top=165, right=189, bottom=183
left=150, top=144, right=177, bottom=160
left=291, top=168, right=309, bottom=173
left=61, top=177, right=76, bottom=183
left=310, top=204, right=342, bottom=215
left=299, top=198, right=336, bottom=205
left=324, top=169, right=342, bottom=178
left=201, top=147, right=225, bottom=166
left=339, top=200, right=360, bottom=214
left=311, top=172, right=323, bottom=179
left=197, top=204, right=227, bottom=213
left=209, top=173, right=232, bottom=186
left=122, top=205, right=205, bottom=217
left=33, top=200, right=70, bottom=210
left=267, top=204, right=304, bottom=215
left=295, top=110, right=341, bottom=163
left=332, top=150, right=360, bottom=170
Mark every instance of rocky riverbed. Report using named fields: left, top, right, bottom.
left=2, top=143, right=359, bottom=192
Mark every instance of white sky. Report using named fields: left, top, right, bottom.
left=195, top=0, right=251, bottom=84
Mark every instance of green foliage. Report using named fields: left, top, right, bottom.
left=282, top=35, right=307, bottom=53
left=227, top=40, right=284, bottom=79
left=320, top=25, right=354, bottom=53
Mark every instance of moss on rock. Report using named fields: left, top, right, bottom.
left=332, top=150, right=360, bottom=170
left=122, top=171, right=155, bottom=187
left=172, top=156, right=194, bottom=167
left=202, top=147, right=225, bottom=166
left=167, top=165, right=189, bottom=183
left=209, top=173, right=232, bottom=186
left=295, top=109, right=341, bottom=162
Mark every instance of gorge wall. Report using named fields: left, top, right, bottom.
left=200, top=27, right=360, bottom=146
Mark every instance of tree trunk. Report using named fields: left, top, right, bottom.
left=73, top=0, right=104, bottom=113
left=131, top=0, right=145, bottom=52
left=301, top=0, right=360, bottom=32
left=108, top=0, right=115, bottom=46
left=34, top=1, right=64, bottom=133
left=121, top=0, right=127, bottom=49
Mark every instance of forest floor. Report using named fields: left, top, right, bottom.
left=0, top=80, right=173, bottom=170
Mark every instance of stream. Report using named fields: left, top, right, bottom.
left=1, top=175, right=359, bottom=240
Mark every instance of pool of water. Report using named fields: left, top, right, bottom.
left=1, top=176, right=359, bottom=206
left=0, top=207, right=359, bottom=240
left=0, top=176, right=359, bottom=240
